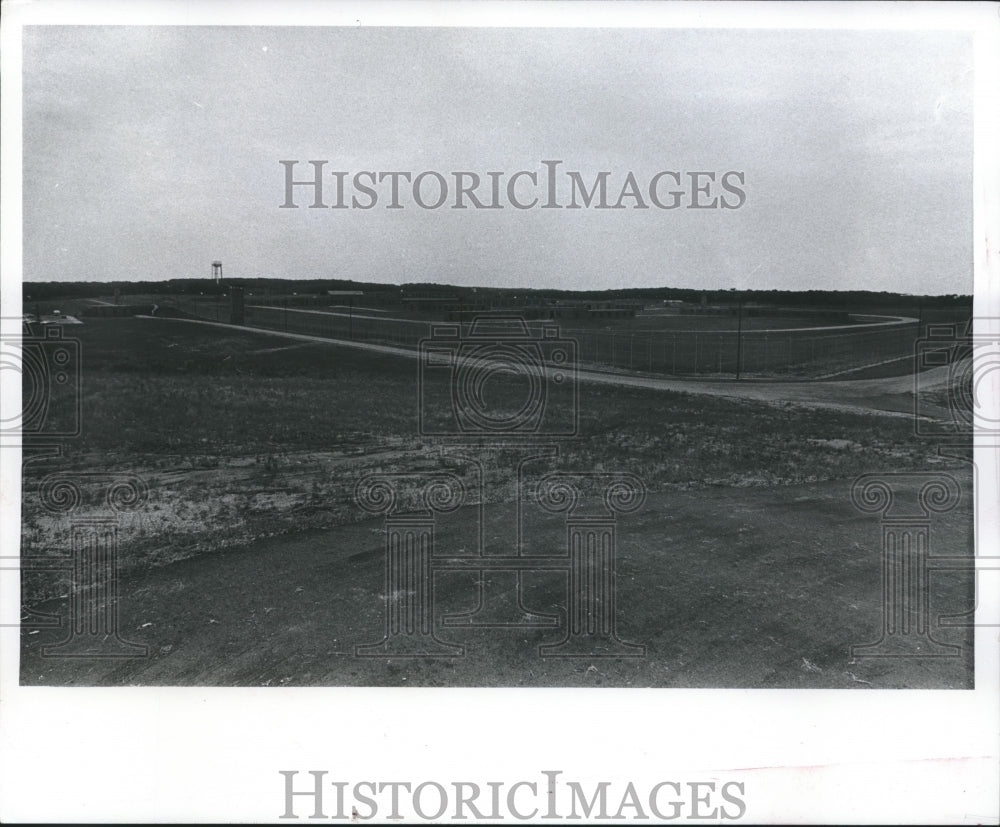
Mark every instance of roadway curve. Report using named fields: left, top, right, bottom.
left=137, top=315, right=945, bottom=419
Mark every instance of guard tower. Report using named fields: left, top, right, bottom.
left=212, top=260, right=223, bottom=285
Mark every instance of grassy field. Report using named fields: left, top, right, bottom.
left=19, top=316, right=974, bottom=687
left=155, top=297, right=932, bottom=378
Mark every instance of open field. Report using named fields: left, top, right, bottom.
left=153, top=296, right=938, bottom=379
left=19, top=314, right=974, bottom=687
left=36, top=291, right=967, bottom=379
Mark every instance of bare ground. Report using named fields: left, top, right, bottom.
left=18, top=317, right=973, bottom=688
left=21, top=477, right=973, bottom=688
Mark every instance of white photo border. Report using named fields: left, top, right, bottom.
left=1, top=2, right=997, bottom=823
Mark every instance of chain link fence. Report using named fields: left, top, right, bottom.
left=567, top=323, right=919, bottom=378
left=161, top=297, right=919, bottom=379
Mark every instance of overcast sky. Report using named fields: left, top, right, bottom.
left=22, top=26, right=973, bottom=294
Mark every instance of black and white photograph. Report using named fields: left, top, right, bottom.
left=1, top=1, right=998, bottom=823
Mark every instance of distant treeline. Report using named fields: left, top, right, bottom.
left=22, top=278, right=972, bottom=309
left=23, top=278, right=381, bottom=301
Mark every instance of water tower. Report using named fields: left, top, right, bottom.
left=212, top=260, right=223, bottom=284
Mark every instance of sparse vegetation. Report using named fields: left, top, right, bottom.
left=20, top=317, right=967, bottom=599
left=19, top=313, right=973, bottom=689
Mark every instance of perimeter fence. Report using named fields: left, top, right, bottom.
left=161, top=297, right=921, bottom=379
